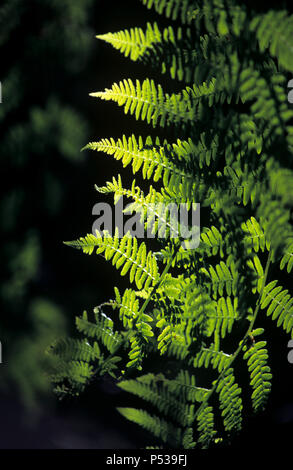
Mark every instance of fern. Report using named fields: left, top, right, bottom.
left=260, top=281, right=293, bottom=338
left=65, top=229, right=159, bottom=290
left=52, top=0, right=293, bottom=449
left=96, top=22, right=162, bottom=61
left=250, top=11, right=293, bottom=73
left=243, top=334, right=272, bottom=412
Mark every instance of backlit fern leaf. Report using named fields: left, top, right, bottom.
left=208, top=296, right=239, bottom=349
left=241, top=217, right=269, bottom=254
left=193, top=347, right=232, bottom=372
left=75, top=310, right=122, bottom=354
left=280, top=241, right=293, bottom=273
left=90, top=77, right=225, bottom=129
left=200, top=260, right=239, bottom=299
left=243, top=339, right=272, bottom=412
left=216, top=368, right=242, bottom=433
left=261, top=281, right=293, bottom=338
left=84, top=134, right=216, bottom=198
left=113, top=287, right=141, bottom=329
left=65, top=229, right=159, bottom=290
left=196, top=404, right=217, bottom=448
left=96, top=22, right=162, bottom=61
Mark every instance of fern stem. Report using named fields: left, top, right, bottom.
left=193, top=249, right=272, bottom=421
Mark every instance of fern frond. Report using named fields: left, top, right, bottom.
left=118, top=374, right=191, bottom=427
left=193, top=347, right=231, bottom=372
left=250, top=11, right=293, bottom=73
left=243, top=339, right=272, bottom=412
left=113, top=287, right=141, bottom=329
left=216, top=368, right=242, bottom=433
left=76, top=310, right=122, bottom=354
left=140, top=0, right=246, bottom=36
left=181, top=286, right=216, bottom=340
left=117, top=407, right=182, bottom=446
left=239, top=68, right=293, bottom=146
left=51, top=338, right=97, bottom=363
left=84, top=134, right=216, bottom=198
left=97, top=176, right=180, bottom=238
left=261, top=281, right=293, bottom=338
left=200, top=226, right=224, bottom=257
left=200, top=260, right=239, bottom=299
left=196, top=404, right=217, bottom=448
left=90, top=77, right=224, bottom=129
left=280, top=241, right=293, bottom=273
left=246, top=255, right=264, bottom=294
left=208, top=296, right=239, bottom=348
left=65, top=230, right=159, bottom=290
left=96, top=22, right=162, bottom=61
left=241, top=217, right=269, bottom=254
left=50, top=357, right=94, bottom=394
left=257, top=198, right=293, bottom=260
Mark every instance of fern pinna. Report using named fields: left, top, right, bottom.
left=51, top=0, right=293, bottom=448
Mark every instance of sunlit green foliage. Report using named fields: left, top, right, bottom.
left=53, top=0, right=293, bottom=448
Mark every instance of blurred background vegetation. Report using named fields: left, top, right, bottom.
left=0, top=0, right=292, bottom=449
left=0, top=0, right=96, bottom=407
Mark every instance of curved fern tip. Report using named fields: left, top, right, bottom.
left=63, top=240, right=78, bottom=248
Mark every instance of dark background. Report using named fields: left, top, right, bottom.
left=0, top=0, right=292, bottom=450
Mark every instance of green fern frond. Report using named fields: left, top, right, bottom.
left=117, top=407, right=182, bottom=446
left=193, top=347, right=231, bottom=372
left=247, top=255, right=264, bottom=294
left=51, top=338, right=97, bottom=363
left=181, top=286, right=216, bottom=340
left=51, top=359, right=94, bottom=392
left=250, top=11, right=293, bottom=73
left=90, top=77, right=225, bottom=129
left=261, top=281, right=293, bottom=338
left=113, top=287, right=141, bottom=329
left=200, top=260, right=239, bottom=299
left=65, top=230, right=159, bottom=290
left=257, top=198, right=293, bottom=260
left=76, top=310, right=122, bottom=354
left=241, top=217, right=269, bottom=253
left=280, top=241, right=293, bottom=273
left=243, top=339, right=272, bottom=412
left=239, top=68, right=293, bottom=145
left=216, top=368, right=242, bottom=433
left=200, top=226, right=224, bottom=257
left=83, top=134, right=214, bottom=198
left=118, top=374, right=190, bottom=426
left=196, top=404, right=217, bottom=448
left=96, top=22, right=162, bottom=61
left=208, top=296, right=239, bottom=348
